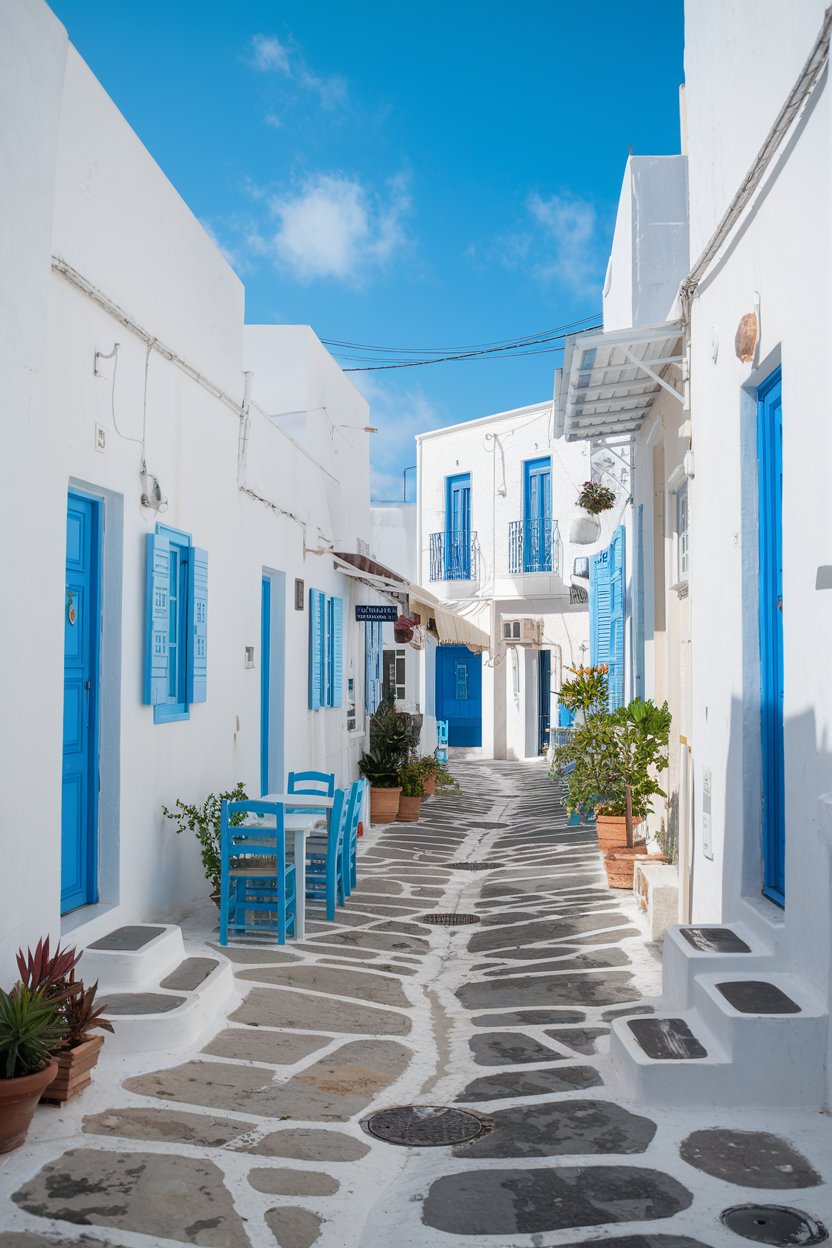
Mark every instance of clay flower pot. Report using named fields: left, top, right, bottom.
left=41, top=1035, right=105, bottom=1105
left=397, top=795, right=422, bottom=822
left=423, top=775, right=437, bottom=797
left=596, top=815, right=632, bottom=852
left=370, top=786, right=401, bottom=825
left=0, top=1059, right=58, bottom=1153
left=604, top=846, right=667, bottom=890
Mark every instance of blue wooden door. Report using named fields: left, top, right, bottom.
left=608, top=525, right=626, bottom=709
left=758, top=368, right=785, bottom=905
left=61, top=492, right=101, bottom=914
left=537, top=649, right=551, bottom=752
left=435, top=645, right=482, bottom=746
left=524, top=457, right=552, bottom=571
left=261, top=576, right=271, bottom=795
left=446, top=474, right=471, bottom=579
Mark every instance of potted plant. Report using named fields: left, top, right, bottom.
left=434, top=760, right=459, bottom=791
left=359, top=699, right=422, bottom=823
left=163, top=783, right=248, bottom=897
left=397, top=760, right=426, bottom=821
left=0, top=983, right=65, bottom=1153
left=577, top=480, right=617, bottom=515
left=417, top=754, right=439, bottom=797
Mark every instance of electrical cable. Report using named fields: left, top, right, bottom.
left=322, top=313, right=602, bottom=356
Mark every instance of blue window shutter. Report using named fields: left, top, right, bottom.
left=608, top=525, right=626, bottom=710
left=309, top=589, right=325, bottom=710
left=589, top=547, right=611, bottom=669
left=330, top=596, right=343, bottom=707
left=144, top=530, right=171, bottom=704
left=187, top=547, right=208, bottom=704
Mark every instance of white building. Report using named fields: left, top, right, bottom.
left=414, top=404, right=591, bottom=760
left=0, top=0, right=390, bottom=979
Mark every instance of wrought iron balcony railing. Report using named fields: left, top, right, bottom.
left=508, top=518, right=562, bottom=575
left=429, top=531, right=477, bottom=581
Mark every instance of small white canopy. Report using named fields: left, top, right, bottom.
left=408, top=585, right=490, bottom=653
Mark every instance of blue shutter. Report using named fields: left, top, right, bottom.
left=309, top=589, right=325, bottom=710
left=144, top=530, right=170, bottom=704
left=608, top=525, right=626, bottom=710
left=330, top=596, right=343, bottom=708
left=589, top=547, right=611, bottom=669
left=187, top=547, right=208, bottom=704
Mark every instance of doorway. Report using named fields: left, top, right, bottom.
left=261, top=571, right=286, bottom=795
left=61, top=491, right=101, bottom=913
left=757, top=368, right=784, bottom=905
left=435, top=645, right=482, bottom=746
left=524, top=457, right=552, bottom=572
left=537, top=649, right=551, bottom=754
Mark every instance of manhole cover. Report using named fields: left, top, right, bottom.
left=452, top=862, right=502, bottom=871
left=365, top=1105, right=484, bottom=1147
left=419, top=912, right=481, bottom=926
left=721, top=1205, right=828, bottom=1246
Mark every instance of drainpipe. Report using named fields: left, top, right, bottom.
left=237, top=371, right=254, bottom=487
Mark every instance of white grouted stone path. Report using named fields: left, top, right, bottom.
left=1, top=760, right=830, bottom=1248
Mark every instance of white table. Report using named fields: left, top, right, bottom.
left=262, top=793, right=333, bottom=940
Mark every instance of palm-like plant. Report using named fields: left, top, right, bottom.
left=0, top=984, right=67, bottom=1079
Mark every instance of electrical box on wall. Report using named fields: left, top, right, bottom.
left=501, top=617, right=543, bottom=647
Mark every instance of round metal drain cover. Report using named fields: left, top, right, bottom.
left=452, top=862, right=502, bottom=871
left=721, top=1205, right=828, bottom=1246
left=420, top=912, right=481, bottom=926
left=365, top=1105, right=484, bottom=1147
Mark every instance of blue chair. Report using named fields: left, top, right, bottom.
left=436, top=721, right=449, bottom=765
left=219, top=800, right=296, bottom=945
left=287, top=771, right=335, bottom=804
left=304, top=786, right=348, bottom=921
left=341, top=778, right=366, bottom=898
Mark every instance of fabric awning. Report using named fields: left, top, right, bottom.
left=408, top=584, right=491, bottom=652
left=332, top=551, right=409, bottom=597
left=555, top=321, right=683, bottom=442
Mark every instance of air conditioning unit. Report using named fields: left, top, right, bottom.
left=501, top=616, right=543, bottom=647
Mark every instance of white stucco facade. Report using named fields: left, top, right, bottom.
left=0, top=0, right=381, bottom=979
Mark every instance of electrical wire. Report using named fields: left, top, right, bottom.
left=322, top=313, right=602, bottom=356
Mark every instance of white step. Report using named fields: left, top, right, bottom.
left=661, top=923, right=774, bottom=1010
left=609, top=1011, right=732, bottom=1107
left=101, top=956, right=235, bottom=1056
left=79, top=923, right=185, bottom=993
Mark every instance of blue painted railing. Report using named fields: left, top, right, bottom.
left=508, top=518, right=562, bottom=575
left=429, top=531, right=477, bottom=581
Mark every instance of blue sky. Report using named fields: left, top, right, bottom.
left=49, top=1, right=684, bottom=501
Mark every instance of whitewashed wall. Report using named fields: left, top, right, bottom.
left=0, top=1, right=375, bottom=978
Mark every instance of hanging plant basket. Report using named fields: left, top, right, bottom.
left=570, top=513, right=601, bottom=545
left=577, top=481, right=617, bottom=515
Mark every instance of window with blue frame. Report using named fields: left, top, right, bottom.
left=144, top=524, right=208, bottom=723
left=309, top=588, right=343, bottom=710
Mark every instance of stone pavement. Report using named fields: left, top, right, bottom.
left=1, top=760, right=830, bottom=1248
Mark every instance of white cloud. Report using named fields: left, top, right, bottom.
left=472, top=191, right=606, bottom=298
left=262, top=172, right=411, bottom=285
left=247, top=33, right=347, bottom=110
left=352, top=374, right=446, bottom=502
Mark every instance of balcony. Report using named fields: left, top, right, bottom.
left=429, top=531, right=477, bottom=582
left=508, top=518, right=562, bottom=576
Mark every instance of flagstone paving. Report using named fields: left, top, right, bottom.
left=1, top=759, right=831, bottom=1248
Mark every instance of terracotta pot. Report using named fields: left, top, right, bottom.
left=41, top=1035, right=105, bottom=1105
left=0, top=1059, right=58, bottom=1153
left=370, top=786, right=401, bottom=824
left=603, top=846, right=665, bottom=890
left=397, top=795, right=422, bottom=822
left=595, top=815, right=630, bottom=851
left=423, top=775, right=437, bottom=797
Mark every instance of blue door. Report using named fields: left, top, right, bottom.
left=445, top=473, right=471, bottom=579
left=537, top=649, right=551, bottom=753
left=524, top=457, right=552, bottom=572
left=758, top=368, right=785, bottom=906
left=435, top=645, right=482, bottom=746
left=608, top=525, right=626, bottom=709
left=61, top=492, right=101, bottom=914
left=261, top=576, right=271, bottom=795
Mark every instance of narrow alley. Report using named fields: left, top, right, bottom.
left=1, top=762, right=829, bottom=1248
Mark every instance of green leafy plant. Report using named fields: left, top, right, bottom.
left=434, top=760, right=459, bottom=790
left=360, top=698, right=422, bottom=789
left=399, top=760, right=426, bottom=798
left=0, top=984, right=67, bottom=1079
left=578, top=480, right=617, bottom=515
left=162, top=783, right=249, bottom=892
left=553, top=698, right=671, bottom=846
left=358, top=750, right=401, bottom=789
left=558, top=665, right=610, bottom=719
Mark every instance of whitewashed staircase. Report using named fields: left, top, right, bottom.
left=610, top=924, right=829, bottom=1107
left=80, top=923, right=234, bottom=1056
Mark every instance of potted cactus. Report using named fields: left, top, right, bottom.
left=0, top=983, right=65, bottom=1153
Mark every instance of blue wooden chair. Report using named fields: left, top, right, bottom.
left=304, top=786, right=348, bottom=921
left=287, top=770, right=335, bottom=804
left=436, top=720, right=449, bottom=765
left=341, top=778, right=366, bottom=898
left=219, top=800, right=296, bottom=945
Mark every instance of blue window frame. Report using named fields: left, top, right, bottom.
left=309, top=588, right=343, bottom=710
left=445, top=472, right=471, bottom=579
left=144, top=524, right=208, bottom=723
left=523, top=457, right=552, bottom=572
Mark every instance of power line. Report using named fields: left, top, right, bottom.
left=336, top=320, right=602, bottom=372
left=322, top=313, right=601, bottom=357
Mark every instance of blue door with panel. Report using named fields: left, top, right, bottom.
left=524, top=457, right=552, bottom=572
left=537, top=649, right=551, bottom=753
left=261, top=576, right=271, bottom=795
left=61, top=492, right=101, bottom=914
left=445, top=473, right=471, bottom=579
left=435, top=645, right=482, bottom=746
left=758, top=368, right=785, bottom=905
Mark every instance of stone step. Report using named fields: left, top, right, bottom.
left=160, top=957, right=220, bottom=992
left=661, top=921, right=776, bottom=1010
left=102, top=953, right=234, bottom=1057
left=81, top=923, right=185, bottom=993
left=690, top=971, right=826, bottom=1069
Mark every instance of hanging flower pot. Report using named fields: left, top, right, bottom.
left=577, top=481, right=617, bottom=515
left=569, top=513, right=601, bottom=544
